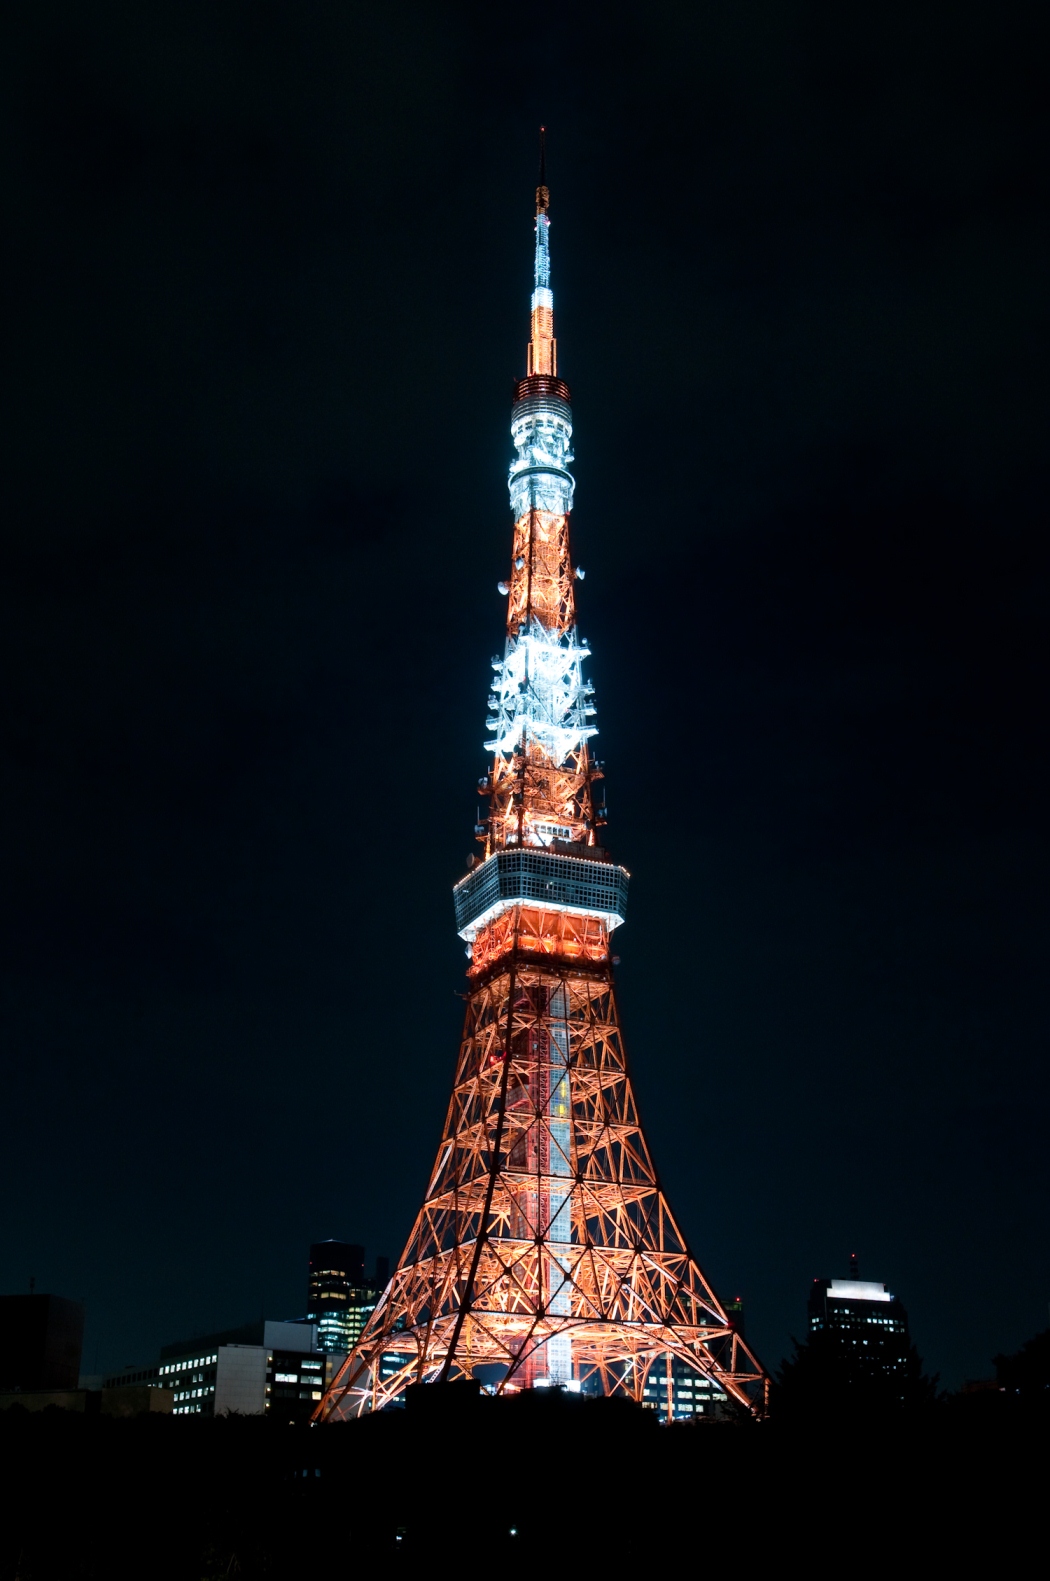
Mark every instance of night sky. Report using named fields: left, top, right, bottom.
left=4, top=2, right=1046, bottom=1387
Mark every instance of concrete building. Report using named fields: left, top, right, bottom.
left=103, top=1319, right=326, bottom=1421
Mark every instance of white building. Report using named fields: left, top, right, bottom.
left=104, top=1319, right=325, bottom=1419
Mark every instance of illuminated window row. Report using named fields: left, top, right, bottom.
left=174, top=1384, right=215, bottom=1403
left=454, top=848, right=629, bottom=939
left=160, top=1353, right=218, bottom=1375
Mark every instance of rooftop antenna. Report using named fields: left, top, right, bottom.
left=849, top=1252, right=859, bottom=1279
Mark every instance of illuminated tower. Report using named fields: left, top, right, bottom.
left=319, top=139, right=766, bottom=1420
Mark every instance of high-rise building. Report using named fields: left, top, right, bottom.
left=307, top=1242, right=363, bottom=1353
left=306, top=1243, right=388, bottom=1354
left=808, top=1263, right=911, bottom=1377
left=0, top=1294, right=85, bottom=1392
left=319, top=138, right=766, bottom=1422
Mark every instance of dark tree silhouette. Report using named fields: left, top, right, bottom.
left=994, top=1328, right=1050, bottom=1402
left=774, top=1325, right=938, bottom=1420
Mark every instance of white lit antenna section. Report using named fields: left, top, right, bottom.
left=486, top=630, right=595, bottom=762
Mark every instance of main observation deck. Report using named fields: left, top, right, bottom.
left=453, top=846, right=629, bottom=941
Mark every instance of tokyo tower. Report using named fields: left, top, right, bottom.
left=319, top=139, right=767, bottom=1420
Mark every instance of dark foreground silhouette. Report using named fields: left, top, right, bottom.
left=0, top=1380, right=1045, bottom=1577
left=774, top=1325, right=940, bottom=1416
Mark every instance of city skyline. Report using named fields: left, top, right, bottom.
left=2, top=6, right=1045, bottom=1391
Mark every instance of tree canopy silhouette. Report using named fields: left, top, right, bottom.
left=994, top=1328, right=1050, bottom=1404
left=775, top=1325, right=938, bottom=1420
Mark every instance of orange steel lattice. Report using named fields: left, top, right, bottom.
left=318, top=142, right=766, bottom=1424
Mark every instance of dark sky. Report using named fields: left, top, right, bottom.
left=3, top=1, right=1046, bottom=1386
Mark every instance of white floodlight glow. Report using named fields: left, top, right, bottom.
left=827, top=1280, right=892, bottom=1303
left=485, top=629, right=596, bottom=763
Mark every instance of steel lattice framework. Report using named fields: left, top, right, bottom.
left=318, top=137, right=767, bottom=1423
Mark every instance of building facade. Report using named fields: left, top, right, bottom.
left=104, top=1319, right=326, bottom=1421
left=808, top=1276, right=910, bottom=1375
left=307, top=1242, right=389, bottom=1354
left=642, top=1353, right=730, bottom=1419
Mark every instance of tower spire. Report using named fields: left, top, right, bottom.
left=529, top=129, right=555, bottom=377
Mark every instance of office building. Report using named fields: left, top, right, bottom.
left=808, top=1269, right=910, bottom=1375
left=307, top=1242, right=362, bottom=1353
left=642, top=1354, right=730, bottom=1420
left=637, top=1299, right=744, bottom=1418
left=104, top=1319, right=326, bottom=1421
left=307, top=1243, right=388, bottom=1354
